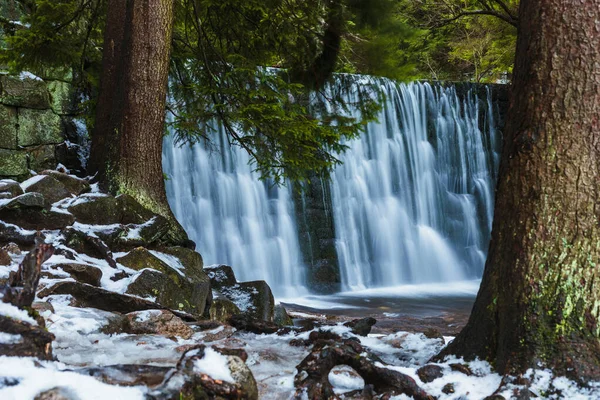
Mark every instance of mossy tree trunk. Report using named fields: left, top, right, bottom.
left=438, top=0, right=600, bottom=382
left=89, top=0, right=188, bottom=245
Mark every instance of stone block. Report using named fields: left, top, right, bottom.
left=0, top=105, right=17, bottom=149
left=25, top=144, right=56, bottom=171
left=17, top=108, right=63, bottom=146
left=0, top=74, right=50, bottom=109
left=0, top=149, right=27, bottom=176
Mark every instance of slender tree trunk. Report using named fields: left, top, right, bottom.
left=438, top=0, right=600, bottom=382
left=90, top=0, right=188, bottom=245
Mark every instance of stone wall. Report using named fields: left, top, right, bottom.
left=0, top=72, right=85, bottom=179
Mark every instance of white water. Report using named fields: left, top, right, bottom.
left=163, top=77, right=501, bottom=296
left=162, top=123, right=306, bottom=297
left=330, top=80, right=500, bottom=290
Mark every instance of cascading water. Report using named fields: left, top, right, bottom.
left=163, top=76, right=502, bottom=296
left=162, top=123, right=306, bottom=297
left=330, top=79, right=501, bottom=291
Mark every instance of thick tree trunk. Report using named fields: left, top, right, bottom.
left=90, top=0, right=188, bottom=245
left=438, top=0, right=600, bottom=382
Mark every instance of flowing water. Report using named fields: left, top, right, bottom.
left=163, top=77, right=502, bottom=297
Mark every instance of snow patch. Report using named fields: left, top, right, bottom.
left=193, top=347, right=234, bottom=383
left=0, top=302, right=38, bottom=325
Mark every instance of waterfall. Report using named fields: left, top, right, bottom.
left=163, top=76, right=502, bottom=296
left=330, top=79, right=501, bottom=291
left=162, top=123, right=306, bottom=298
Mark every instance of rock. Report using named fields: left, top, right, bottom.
left=33, top=387, right=78, bottom=400
left=32, top=301, right=55, bottom=314
left=209, top=296, right=241, bottom=323
left=0, top=248, right=10, bottom=265
left=60, top=228, right=117, bottom=267
left=0, top=204, right=75, bottom=230
left=344, top=317, right=377, bottom=336
left=416, top=365, right=444, bottom=383
left=0, top=192, right=45, bottom=209
left=0, top=221, right=38, bottom=247
left=3, top=242, right=21, bottom=254
left=219, top=280, right=275, bottom=322
left=442, top=383, right=455, bottom=394
left=229, top=313, right=279, bottom=335
left=0, top=75, right=50, bottom=109
left=125, top=309, right=194, bottom=339
left=40, top=171, right=89, bottom=195
left=0, top=314, right=54, bottom=360
left=200, top=325, right=236, bottom=342
left=54, top=142, right=86, bottom=176
left=449, top=363, right=473, bottom=376
left=38, top=281, right=193, bottom=318
left=77, top=364, right=171, bottom=388
left=18, top=108, right=63, bottom=146
left=125, top=269, right=208, bottom=318
left=118, top=248, right=210, bottom=317
left=63, top=193, right=158, bottom=225
left=156, top=345, right=258, bottom=400
left=227, top=355, right=259, bottom=400
left=25, top=144, right=57, bottom=171
left=274, top=304, right=293, bottom=326
left=51, top=263, right=102, bottom=286
left=205, top=264, right=237, bottom=288
left=64, top=193, right=120, bottom=224
left=483, top=395, right=506, bottom=400
left=0, top=149, right=28, bottom=177
left=0, top=106, right=18, bottom=150
left=422, top=327, right=443, bottom=340
left=0, top=179, right=23, bottom=197
left=21, top=175, right=72, bottom=205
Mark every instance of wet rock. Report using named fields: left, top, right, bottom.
left=32, top=301, right=55, bottom=314
left=442, top=383, right=455, bottom=394
left=422, top=327, right=443, bottom=340
left=274, top=304, right=293, bottom=326
left=227, top=355, right=259, bottom=400
left=205, top=264, right=237, bottom=288
left=344, top=317, right=377, bottom=336
left=38, top=281, right=193, bottom=318
left=126, top=269, right=209, bottom=318
left=201, top=325, right=236, bottom=342
left=51, top=263, right=102, bottom=287
left=21, top=175, right=72, bottom=205
left=0, top=179, right=24, bottom=197
left=33, top=387, right=77, bottom=400
left=416, top=364, right=444, bottom=383
left=209, top=296, right=241, bottom=323
left=229, top=313, right=279, bottom=334
left=449, top=363, right=473, bottom=376
left=0, top=248, right=11, bottom=265
left=125, top=309, right=194, bottom=339
left=78, top=365, right=171, bottom=388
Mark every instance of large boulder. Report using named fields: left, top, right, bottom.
left=37, top=281, right=192, bottom=318
left=0, top=192, right=75, bottom=230
left=0, top=220, right=38, bottom=246
left=0, top=314, right=54, bottom=360
left=21, top=175, right=72, bottom=205
left=220, top=280, right=275, bottom=322
left=205, top=264, right=237, bottom=289
left=62, top=193, right=156, bottom=225
left=209, top=295, right=241, bottom=324
left=118, top=247, right=210, bottom=317
left=25, top=144, right=57, bottom=171
left=274, top=304, right=293, bottom=326
left=40, top=170, right=89, bottom=196
left=126, top=269, right=208, bottom=318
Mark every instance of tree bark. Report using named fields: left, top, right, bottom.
left=90, top=0, right=188, bottom=245
left=437, top=0, right=600, bottom=382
